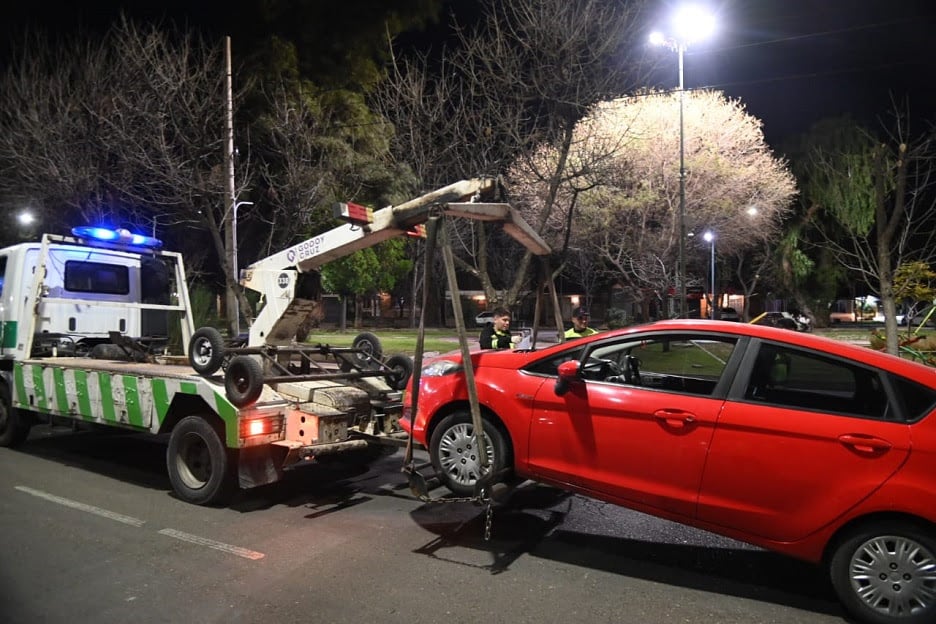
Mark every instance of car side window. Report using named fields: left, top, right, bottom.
left=889, top=374, right=936, bottom=423
left=745, top=343, right=891, bottom=420
left=588, top=334, right=738, bottom=396
left=525, top=346, right=586, bottom=376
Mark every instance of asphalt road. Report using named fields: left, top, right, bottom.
left=0, top=425, right=851, bottom=624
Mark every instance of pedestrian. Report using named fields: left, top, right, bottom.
left=479, top=307, right=513, bottom=349
left=564, top=306, right=598, bottom=340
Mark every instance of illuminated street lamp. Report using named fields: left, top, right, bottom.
left=17, top=211, right=35, bottom=226
left=703, top=230, right=715, bottom=319
left=650, top=5, right=716, bottom=318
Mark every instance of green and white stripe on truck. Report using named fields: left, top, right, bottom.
left=12, top=361, right=242, bottom=447
left=1, top=320, right=17, bottom=349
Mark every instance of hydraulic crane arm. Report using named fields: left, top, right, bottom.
left=239, top=178, right=549, bottom=347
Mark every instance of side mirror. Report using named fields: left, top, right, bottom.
left=555, top=359, right=582, bottom=396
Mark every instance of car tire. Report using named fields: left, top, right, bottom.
left=189, top=327, right=226, bottom=376
left=224, top=355, right=264, bottom=408
left=0, top=384, right=31, bottom=448
left=351, top=332, right=383, bottom=369
left=429, top=411, right=511, bottom=497
left=384, top=354, right=413, bottom=391
left=166, top=415, right=235, bottom=506
left=829, top=520, right=936, bottom=624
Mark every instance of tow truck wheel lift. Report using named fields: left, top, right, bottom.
left=187, top=326, right=412, bottom=408
left=395, top=185, right=555, bottom=528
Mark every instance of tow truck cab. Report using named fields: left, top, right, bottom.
left=0, top=228, right=186, bottom=361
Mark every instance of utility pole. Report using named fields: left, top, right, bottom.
left=224, top=36, right=238, bottom=337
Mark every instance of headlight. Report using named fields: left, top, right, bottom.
left=421, top=359, right=463, bottom=377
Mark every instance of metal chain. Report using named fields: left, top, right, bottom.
left=483, top=499, right=494, bottom=541
left=408, top=477, right=494, bottom=540
left=416, top=494, right=478, bottom=504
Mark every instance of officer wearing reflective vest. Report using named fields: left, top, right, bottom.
left=564, top=306, right=598, bottom=340
left=479, top=307, right=513, bottom=349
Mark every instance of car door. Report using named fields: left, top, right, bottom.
left=526, top=332, right=741, bottom=519
left=697, top=340, right=911, bottom=542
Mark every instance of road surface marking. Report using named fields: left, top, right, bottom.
left=157, top=528, right=265, bottom=560
left=15, top=486, right=146, bottom=527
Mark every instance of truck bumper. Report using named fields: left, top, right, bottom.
left=236, top=433, right=407, bottom=490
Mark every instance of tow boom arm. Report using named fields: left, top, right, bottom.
left=239, top=178, right=549, bottom=347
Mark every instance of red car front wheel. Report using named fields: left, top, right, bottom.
left=429, top=411, right=510, bottom=497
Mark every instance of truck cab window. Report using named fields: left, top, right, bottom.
left=64, top=260, right=129, bottom=295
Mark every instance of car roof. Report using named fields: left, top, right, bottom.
left=483, top=319, right=935, bottom=386
left=635, top=319, right=936, bottom=382
left=429, top=319, right=936, bottom=387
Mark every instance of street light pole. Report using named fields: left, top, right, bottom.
left=650, top=5, right=716, bottom=318
left=703, top=230, right=715, bottom=319
left=678, top=43, right=687, bottom=319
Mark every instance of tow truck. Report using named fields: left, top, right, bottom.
left=0, top=178, right=549, bottom=505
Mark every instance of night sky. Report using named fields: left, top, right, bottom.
left=673, top=0, right=936, bottom=145
left=4, top=0, right=936, bottom=148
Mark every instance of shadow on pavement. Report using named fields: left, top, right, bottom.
left=407, top=481, right=844, bottom=620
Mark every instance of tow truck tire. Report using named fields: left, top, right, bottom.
left=0, top=384, right=31, bottom=448
left=384, top=354, right=413, bottom=390
left=225, top=355, right=264, bottom=408
left=429, top=411, right=511, bottom=497
left=351, top=332, right=383, bottom=369
left=167, top=415, right=235, bottom=505
left=189, top=327, right=226, bottom=376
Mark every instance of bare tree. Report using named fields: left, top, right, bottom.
left=0, top=17, right=250, bottom=329
left=374, top=0, right=653, bottom=327
left=799, top=106, right=936, bottom=354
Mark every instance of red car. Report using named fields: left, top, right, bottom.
left=402, top=319, right=936, bottom=624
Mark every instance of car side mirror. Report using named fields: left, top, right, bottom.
left=555, top=359, right=581, bottom=396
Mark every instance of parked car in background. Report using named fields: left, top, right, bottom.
left=403, top=319, right=936, bottom=624
left=475, top=310, right=495, bottom=326
left=902, top=304, right=936, bottom=328
left=719, top=307, right=740, bottom=321
left=830, top=311, right=858, bottom=323
left=753, top=311, right=809, bottom=332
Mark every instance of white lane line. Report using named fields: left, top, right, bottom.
left=15, top=486, right=146, bottom=527
left=157, top=528, right=265, bottom=560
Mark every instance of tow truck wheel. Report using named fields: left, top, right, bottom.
left=225, top=355, right=264, bottom=408
left=0, top=384, right=31, bottom=448
left=189, top=327, right=226, bottom=376
left=384, top=354, right=413, bottom=390
left=166, top=415, right=235, bottom=505
left=351, top=332, right=383, bottom=369
left=429, top=411, right=511, bottom=497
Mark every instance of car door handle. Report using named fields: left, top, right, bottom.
left=838, top=434, right=892, bottom=454
left=653, top=409, right=696, bottom=429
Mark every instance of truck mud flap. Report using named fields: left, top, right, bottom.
left=238, top=445, right=286, bottom=490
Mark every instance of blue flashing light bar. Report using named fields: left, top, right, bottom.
left=71, top=226, right=163, bottom=250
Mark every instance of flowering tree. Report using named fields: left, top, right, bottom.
left=509, top=89, right=797, bottom=318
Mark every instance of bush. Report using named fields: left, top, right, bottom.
left=606, top=308, right=629, bottom=329
left=869, top=329, right=936, bottom=366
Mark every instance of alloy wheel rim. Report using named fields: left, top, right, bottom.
left=437, top=422, right=494, bottom=486
left=849, top=534, right=936, bottom=617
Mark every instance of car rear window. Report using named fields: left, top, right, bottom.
left=745, top=343, right=891, bottom=420
left=890, top=374, right=936, bottom=422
